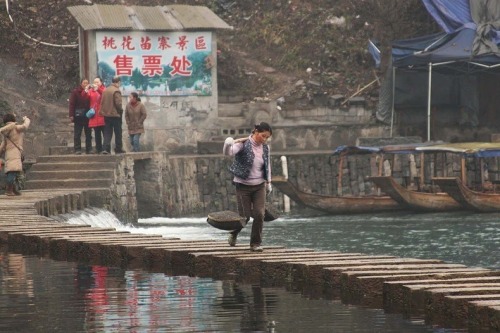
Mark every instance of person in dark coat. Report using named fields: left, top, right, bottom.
left=125, top=92, right=147, bottom=152
left=69, top=78, right=92, bottom=154
left=99, top=76, right=124, bottom=154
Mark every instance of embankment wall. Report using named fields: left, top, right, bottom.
left=126, top=150, right=486, bottom=219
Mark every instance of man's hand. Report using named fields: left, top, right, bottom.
left=266, top=182, right=272, bottom=195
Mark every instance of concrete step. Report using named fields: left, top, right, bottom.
left=30, top=162, right=117, bottom=172
left=49, top=146, right=76, bottom=155
left=25, top=179, right=113, bottom=190
left=27, top=170, right=115, bottom=181
left=49, top=146, right=129, bottom=156
left=36, top=154, right=121, bottom=163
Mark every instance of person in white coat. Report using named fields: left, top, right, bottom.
left=0, top=113, right=30, bottom=196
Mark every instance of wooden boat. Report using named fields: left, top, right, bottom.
left=433, top=177, right=500, bottom=212
left=418, top=142, right=500, bottom=212
left=369, top=176, right=462, bottom=212
left=271, top=176, right=401, bottom=214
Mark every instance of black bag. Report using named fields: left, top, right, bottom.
left=264, top=204, right=280, bottom=222
left=74, top=108, right=86, bottom=118
left=21, top=152, right=25, bottom=162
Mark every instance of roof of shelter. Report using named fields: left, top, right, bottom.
left=416, top=142, right=500, bottom=157
left=391, top=0, right=500, bottom=68
left=331, top=142, right=444, bottom=156
left=67, top=4, right=233, bottom=31
left=392, top=28, right=500, bottom=68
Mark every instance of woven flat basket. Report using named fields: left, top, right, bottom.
left=207, top=210, right=246, bottom=231
left=207, top=205, right=280, bottom=230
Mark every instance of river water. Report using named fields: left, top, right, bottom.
left=2, top=208, right=499, bottom=332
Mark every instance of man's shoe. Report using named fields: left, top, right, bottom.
left=75, top=150, right=82, bottom=155
left=250, top=245, right=263, bottom=252
left=228, top=233, right=237, bottom=247
left=101, top=151, right=109, bottom=155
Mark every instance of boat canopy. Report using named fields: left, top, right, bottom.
left=331, top=145, right=381, bottom=156
left=332, top=142, right=445, bottom=156
left=416, top=142, right=500, bottom=157
left=380, top=141, right=444, bottom=154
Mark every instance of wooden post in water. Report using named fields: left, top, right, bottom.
left=337, top=154, right=344, bottom=196
left=378, top=154, right=384, bottom=176
left=420, top=152, right=425, bottom=189
left=480, top=157, right=485, bottom=190
left=461, top=156, right=467, bottom=185
left=376, top=153, right=384, bottom=195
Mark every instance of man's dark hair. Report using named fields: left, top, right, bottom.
left=112, top=76, right=121, bottom=83
left=3, top=113, right=16, bottom=124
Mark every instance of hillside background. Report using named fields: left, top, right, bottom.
left=0, top=0, right=440, bottom=109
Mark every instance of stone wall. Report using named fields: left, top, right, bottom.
left=127, top=151, right=492, bottom=219
left=109, top=155, right=139, bottom=223
left=129, top=151, right=388, bottom=218
left=98, top=146, right=497, bottom=222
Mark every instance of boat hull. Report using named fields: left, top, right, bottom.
left=433, top=177, right=500, bottom=212
left=369, top=176, right=461, bottom=212
left=271, top=176, right=401, bottom=214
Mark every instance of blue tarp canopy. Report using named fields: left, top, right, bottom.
left=421, top=0, right=471, bottom=33
left=393, top=0, right=500, bottom=67
left=379, top=0, right=500, bottom=141
left=392, top=27, right=500, bottom=68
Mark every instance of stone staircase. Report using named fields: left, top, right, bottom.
left=25, top=154, right=120, bottom=190
left=24, top=151, right=158, bottom=223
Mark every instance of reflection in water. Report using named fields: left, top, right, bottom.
left=214, top=282, right=277, bottom=332
left=0, top=250, right=464, bottom=332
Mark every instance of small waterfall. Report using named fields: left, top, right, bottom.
left=50, top=207, right=227, bottom=241
left=51, top=207, right=130, bottom=229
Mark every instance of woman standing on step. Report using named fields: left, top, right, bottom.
left=83, top=77, right=106, bottom=153
left=222, top=122, right=273, bottom=252
left=125, top=92, right=147, bottom=152
left=0, top=113, right=30, bottom=196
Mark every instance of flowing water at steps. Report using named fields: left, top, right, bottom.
left=4, top=208, right=498, bottom=332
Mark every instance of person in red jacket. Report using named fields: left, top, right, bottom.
left=82, top=77, right=106, bottom=153
left=68, top=78, right=92, bottom=154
